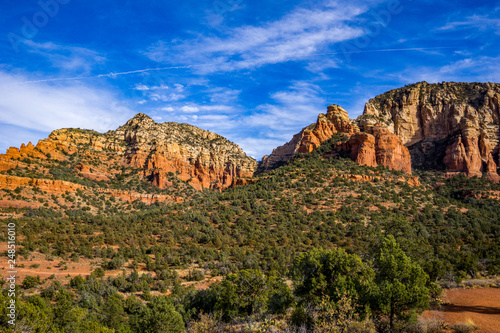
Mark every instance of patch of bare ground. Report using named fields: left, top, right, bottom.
left=0, top=246, right=222, bottom=295
left=423, top=287, right=500, bottom=333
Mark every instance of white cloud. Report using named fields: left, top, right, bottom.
left=208, top=87, right=241, bottom=103
left=145, top=2, right=367, bottom=72
left=24, top=40, right=106, bottom=73
left=244, top=81, right=325, bottom=131
left=0, top=71, right=134, bottom=152
left=233, top=137, right=289, bottom=160
left=135, top=84, right=150, bottom=91
left=135, top=83, right=169, bottom=91
left=438, top=15, right=500, bottom=34
left=198, top=114, right=231, bottom=121
left=134, top=82, right=186, bottom=102
left=149, top=92, right=185, bottom=102
left=161, top=106, right=174, bottom=112
left=305, top=59, right=340, bottom=73
left=396, top=56, right=500, bottom=84
left=176, top=104, right=236, bottom=113
left=180, top=106, right=199, bottom=113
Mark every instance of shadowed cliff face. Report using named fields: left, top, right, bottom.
left=0, top=113, right=257, bottom=192
left=361, top=82, right=500, bottom=181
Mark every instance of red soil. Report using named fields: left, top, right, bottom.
left=424, top=288, right=500, bottom=333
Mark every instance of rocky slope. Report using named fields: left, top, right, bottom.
left=262, top=82, right=500, bottom=181
left=362, top=82, right=500, bottom=181
left=0, top=114, right=257, bottom=215
left=0, top=113, right=256, bottom=191
left=261, top=105, right=412, bottom=174
left=114, top=114, right=257, bottom=190
left=261, top=105, right=359, bottom=170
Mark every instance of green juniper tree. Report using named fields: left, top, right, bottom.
left=373, top=236, right=430, bottom=330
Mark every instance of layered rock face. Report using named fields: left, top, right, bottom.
left=115, top=114, right=257, bottom=190
left=261, top=105, right=359, bottom=170
left=348, top=125, right=412, bottom=174
left=0, top=113, right=257, bottom=191
left=261, top=105, right=412, bottom=174
left=362, top=82, right=500, bottom=181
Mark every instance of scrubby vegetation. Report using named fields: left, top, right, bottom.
left=1, top=138, right=499, bottom=332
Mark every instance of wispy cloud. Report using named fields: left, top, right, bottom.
left=0, top=71, right=134, bottom=152
left=391, top=56, right=500, bottom=84
left=24, top=40, right=106, bottom=73
left=21, top=65, right=194, bottom=84
left=438, top=15, right=500, bottom=34
left=145, top=2, right=368, bottom=72
left=245, top=81, right=325, bottom=132
left=232, top=137, right=287, bottom=160
left=135, top=83, right=186, bottom=103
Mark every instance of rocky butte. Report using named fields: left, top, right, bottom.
left=262, top=82, right=500, bottom=182
left=0, top=114, right=257, bottom=192
left=361, top=82, right=500, bottom=181
left=261, top=105, right=412, bottom=175
left=1, top=81, right=499, bottom=206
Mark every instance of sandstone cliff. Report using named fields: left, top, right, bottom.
left=0, top=114, right=257, bottom=214
left=114, top=114, right=257, bottom=190
left=261, top=105, right=359, bottom=171
left=0, top=114, right=257, bottom=191
left=261, top=105, right=412, bottom=175
left=361, top=82, right=500, bottom=181
left=347, top=125, right=412, bottom=174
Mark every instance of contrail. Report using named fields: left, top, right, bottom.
left=21, top=65, right=196, bottom=84
left=20, top=46, right=454, bottom=83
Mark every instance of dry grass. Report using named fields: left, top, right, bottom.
left=460, top=278, right=500, bottom=288
left=451, top=318, right=478, bottom=333
left=415, top=315, right=445, bottom=333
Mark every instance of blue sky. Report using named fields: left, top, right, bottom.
left=1, top=0, right=499, bottom=159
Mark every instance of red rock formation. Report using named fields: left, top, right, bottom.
left=348, top=132, right=377, bottom=168
left=0, top=173, right=180, bottom=207
left=372, top=126, right=412, bottom=174
left=231, top=178, right=258, bottom=187
left=339, top=174, right=420, bottom=186
left=362, top=82, right=500, bottom=181
left=74, top=163, right=112, bottom=182
left=0, top=174, right=85, bottom=194
left=262, top=106, right=412, bottom=175
left=261, top=105, right=359, bottom=170
left=444, top=129, right=500, bottom=182
left=0, top=157, right=19, bottom=172
left=0, top=114, right=257, bottom=192
left=347, top=125, right=412, bottom=174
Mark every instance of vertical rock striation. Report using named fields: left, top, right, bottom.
left=348, top=125, right=412, bottom=174
left=0, top=113, right=257, bottom=191
left=361, top=82, right=500, bottom=181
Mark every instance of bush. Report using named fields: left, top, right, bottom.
left=452, top=319, right=478, bottom=333
left=132, top=296, right=184, bottom=333
left=21, top=275, right=41, bottom=289
left=186, top=269, right=204, bottom=282
left=92, top=267, right=105, bottom=278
